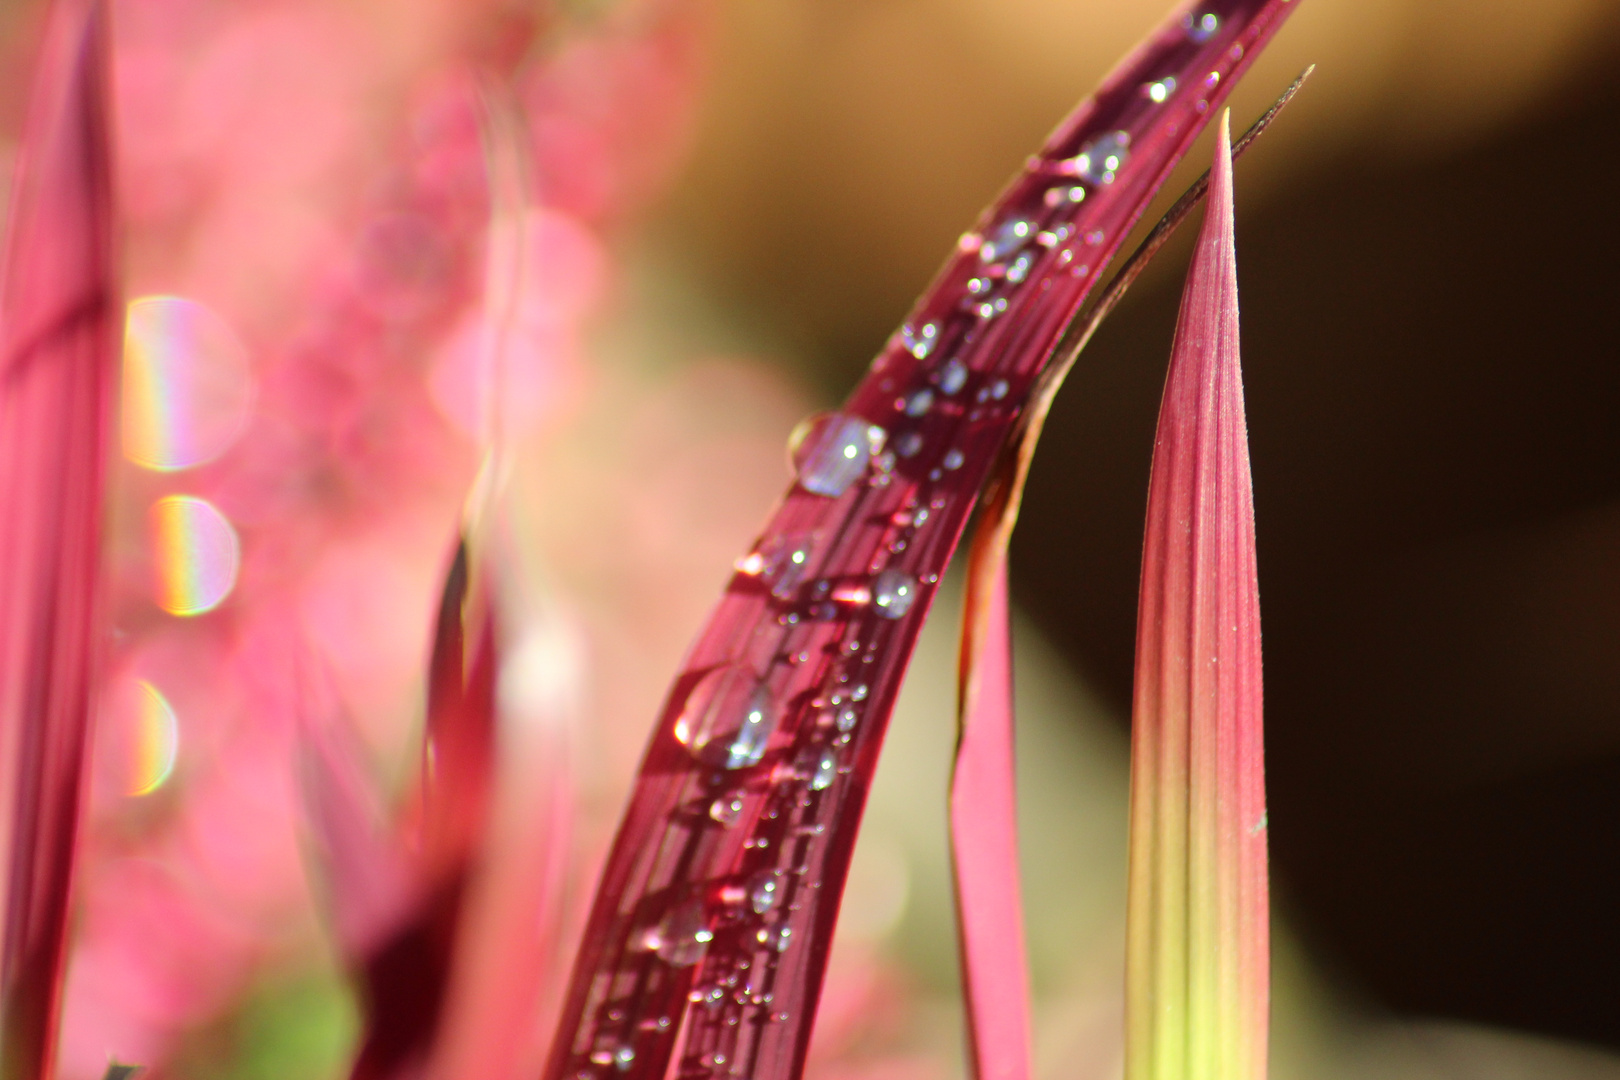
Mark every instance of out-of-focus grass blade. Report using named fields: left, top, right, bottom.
left=344, top=537, right=497, bottom=1080
left=1126, top=109, right=1268, bottom=1080
left=0, top=3, right=117, bottom=1078
left=949, top=71, right=1304, bottom=1080
left=539, top=5, right=1301, bottom=1080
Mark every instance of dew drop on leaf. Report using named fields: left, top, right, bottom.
left=789, top=413, right=882, bottom=497
left=674, top=664, right=777, bottom=770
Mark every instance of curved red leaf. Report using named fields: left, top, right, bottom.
left=542, top=6, right=1299, bottom=1080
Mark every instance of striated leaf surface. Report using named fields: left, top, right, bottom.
left=541, top=5, right=1300, bottom=1080
left=947, top=64, right=1307, bottom=1080
left=1125, top=110, right=1268, bottom=1080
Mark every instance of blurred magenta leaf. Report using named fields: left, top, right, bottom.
left=0, top=2, right=116, bottom=1077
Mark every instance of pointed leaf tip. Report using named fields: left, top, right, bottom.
left=1125, top=108, right=1268, bottom=1080
left=541, top=5, right=1299, bottom=1079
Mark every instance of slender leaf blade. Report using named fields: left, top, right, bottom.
left=542, top=6, right=1299, bottom=1080
left=1125, top=109, right=1268, bottom=1080
left=0, top=3, right=117, bottom=1077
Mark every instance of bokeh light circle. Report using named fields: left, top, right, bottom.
left=150, top=496, right=241, bottom=616
left=117, top=680, right=180, bottom=797
left=122, top=296, right=255, bottom=471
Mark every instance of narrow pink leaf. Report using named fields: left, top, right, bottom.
left=345, top=538, right=498, bottom=1080
left=945, top=67, right=1307, bottom=1080
left=950, top=560, right=1031, bottom=1080
left=540, top=6, right=1299, bottom=1080
left=1125, top=110, right=1268, bottom=1080
left=0, top=3, right=116, bottom=1078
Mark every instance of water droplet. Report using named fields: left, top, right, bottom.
left=980, top=218, right=1034, bottom=263
left=1006, top=252, right=1035, bottom=284
left=674, top=664, right=777, bottom=770
left=900, top=388, right=933, bottom=417
left=894, top=432, right=923, bottom=458
left=150, top=496, right=240, bottom=616
left=942, top=448, right=965, bottom=471
left=122, top=297, right=255, bottom=472
left=743, top=533, right=818, bottom=599
left=851, top=684, right=868, bottom=701
left=1143, top=76, right=1178, bottom=103
left=1184, top=11, right=1220, bottom=41
left=902, top=322, right=940, bottom=359
left=872, top=569, right=917, bottom=619
left=790, top=413, right=883, bottom=497
left=836, top=706, right=858, bottom=732
left=936, top=357, right=967, bottom=395
left=806, top=748, right=838, bottom=790
left=755, top=925, right=792, bottom=952
left=990, top=378, right=1009, bottom=400
left=1043, top=185, right=1086, bottom=208
left=1071, top=132, right=1130, bottom=185
left=967, top=276, right=992, bottom=295
left=750, top=872, right=782, bottom=914
left=710, top=796, right=744, bottom=827
left=1204, top=71, right=1221, bottom=90
left=651, top=898, right=713, bottom=967
left=613, top=1046, right=636, bottom=1071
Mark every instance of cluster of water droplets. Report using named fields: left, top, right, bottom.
left=561, top=6, right=1272, bottom=1076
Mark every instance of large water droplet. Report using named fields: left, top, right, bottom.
left=750, top=872, right=782, bottom=914
left=980, top=218, right=1034, bottom=263
left=894, top=432, right=923, bottom=458
left=652, top=898, right=713, bottom=967
left=1072, top=132, right=1130, bottom=186
left=936, top=357, right=968, bottom=396
left=790, top=413, right=882, bottom=498
left=872, top=569, right=917, bottom=619
left=674, top=664, right=777, bottom=769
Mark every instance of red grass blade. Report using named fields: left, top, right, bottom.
left=426, top=523, right=584, bottom=1080
left=540, top=5, right=1299, bottom=1080
left=0, top=3, right=117, bottom=1077
left=344, top=537, right=498, bottom=1080
left=1125, top=110, right=1268, bottom=1080
left=950, top=560, right=1031, bottom=1080
left=946, top=66, right=1308, bottom=1080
